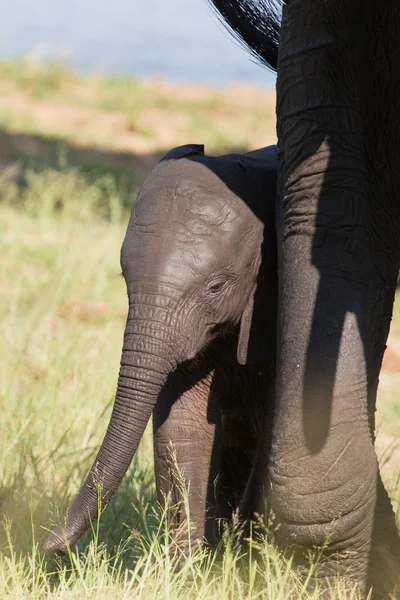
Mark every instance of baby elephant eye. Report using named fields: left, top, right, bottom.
left=207, top=279, right=227, bottom=294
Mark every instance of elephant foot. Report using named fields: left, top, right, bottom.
left=286, top=543, right=400, bottom=600
left=366, top=540, right=400, bottom=600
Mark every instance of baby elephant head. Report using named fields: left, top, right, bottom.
left=44, top=143, right=278, bottom=553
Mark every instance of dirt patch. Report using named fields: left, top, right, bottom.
left=0, top=85, right=276, bottom=152
left=0, top=76, right=277, bottom=175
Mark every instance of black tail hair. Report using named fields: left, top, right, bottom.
left=206, top=0, right=282, bottom=72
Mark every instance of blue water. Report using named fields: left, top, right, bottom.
left=0, top=0, right=276, bottom=87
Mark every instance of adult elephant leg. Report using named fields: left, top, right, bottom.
left=153, top=362, right=222, bottom=551
left=351, top=269, right=400, bottom=595
left=271, top=1, right=400, bottom=597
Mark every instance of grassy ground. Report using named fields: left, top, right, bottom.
left=0, top=59, right=399, bottom=599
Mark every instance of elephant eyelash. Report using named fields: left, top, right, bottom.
left=206, top=274, right=237, bottom=297
left=207, top=280, right=226, bottom=294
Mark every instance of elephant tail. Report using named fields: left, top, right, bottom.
left=206, top=0, right=282, bottom=72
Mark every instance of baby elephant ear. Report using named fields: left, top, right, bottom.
left=160, top=144, right=205, bottom=162
left=237, top=255, right=278, bottom=366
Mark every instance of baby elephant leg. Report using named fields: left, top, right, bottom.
left=153, top=364, right=222, bottom=552
left=219, top=363, right=276, bottom=537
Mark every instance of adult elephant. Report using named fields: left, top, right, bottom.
left=44, top=144, right=279, bottom=552
left=209, top=0, right=400, bottom=598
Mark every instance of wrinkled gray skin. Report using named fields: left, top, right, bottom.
left=44, top=144, right=278, bottom=552
left=275, top=4, right=400, bottom=599
left=208, top=1, right=400, bottom=598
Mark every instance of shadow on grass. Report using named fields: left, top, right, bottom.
left=0, top=128, right=252, bottom=222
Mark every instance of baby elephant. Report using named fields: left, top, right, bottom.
left=44, top=143, right=278, bottom=553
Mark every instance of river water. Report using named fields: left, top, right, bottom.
left=0, top=0, right=276, bottom=86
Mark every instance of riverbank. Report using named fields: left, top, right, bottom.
left=0, top=58, right=276, bottom=174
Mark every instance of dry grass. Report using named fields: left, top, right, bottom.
left=1, top=201, right=365, bottom=600
left=0, top=59, right=399, bottom=599
left=0, top=57, right=276, bottom=156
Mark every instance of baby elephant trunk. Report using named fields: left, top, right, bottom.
left=44, top=318, right=175, bottom=552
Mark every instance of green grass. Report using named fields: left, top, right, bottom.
left=0, top=167, right=397, bottom=600
left=0, top=191, right=323, bottom=598
left=0, top=59, right=80, bottom=98
left=0, top=59, right=399, bottom=599
left=0, top=58, right=276, bottom=159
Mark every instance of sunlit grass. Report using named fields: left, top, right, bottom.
left=0, top=61, right=399, bottom=594
left=0, top=169, right=398, bottom=599
left=0, top=58, right=276, bottom=156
